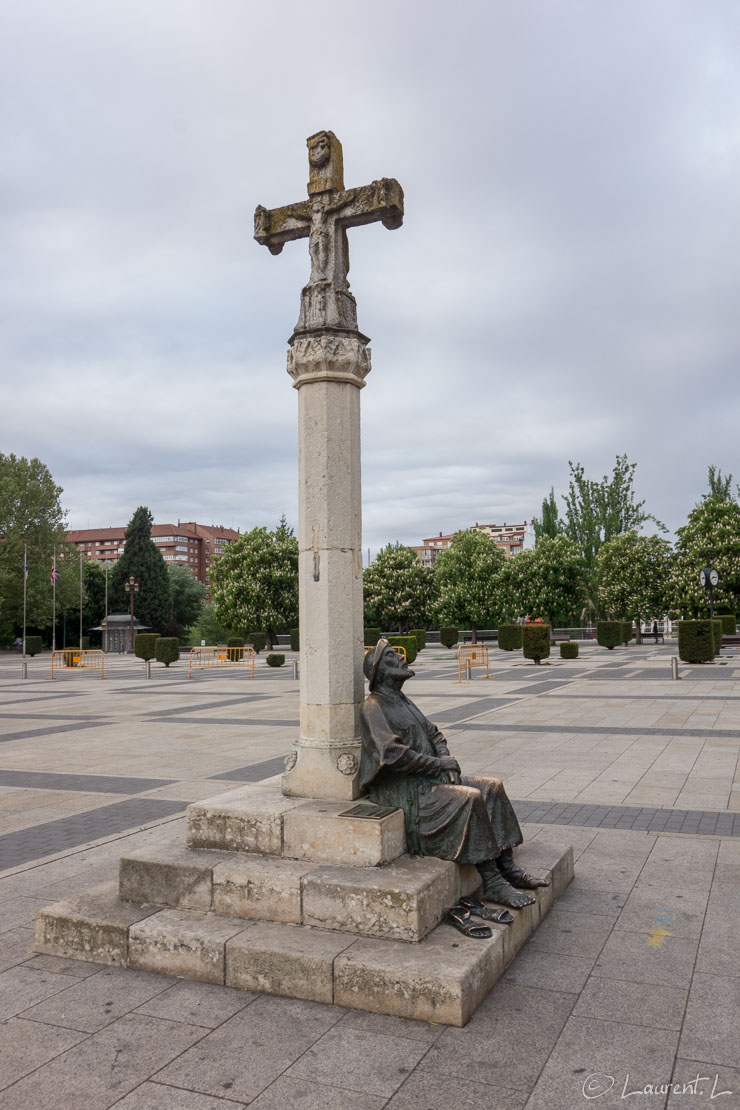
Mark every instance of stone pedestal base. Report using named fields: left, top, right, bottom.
left=34, top=780, right=574, bottom=1026
left=281, top=740, right=362, bottom=800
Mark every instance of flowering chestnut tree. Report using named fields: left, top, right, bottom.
left=434, top=530, right=508, bottom=641
left=363, top=545, right=436, bottom=633
left=210, top=524, right=298, bottom=649
left=669, top=497, right=740, bottom=616
left=505, top=535, right=587, bottom=628
left=595, top=532, right=673, bottom=637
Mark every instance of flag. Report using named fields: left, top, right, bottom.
left=50, top=566, right=59, bottom=584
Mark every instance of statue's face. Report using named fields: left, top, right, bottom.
left=308, top=135, right=331, bottom=168
left=377, top=645, right=414, bottom=684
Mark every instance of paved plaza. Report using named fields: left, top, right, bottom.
left=0, top=642, right=738, bottom=1108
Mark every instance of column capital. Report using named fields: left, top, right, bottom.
left=287, top=330, right=371, bottom=390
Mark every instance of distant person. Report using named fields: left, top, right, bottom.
left=652, top=620, right=659, bottom=643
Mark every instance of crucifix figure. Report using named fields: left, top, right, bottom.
left=254, top=132, right=403, bottom=801
left=254, top=131, right=403, bottom=333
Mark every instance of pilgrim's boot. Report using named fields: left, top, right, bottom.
left=497, top=847, right=549, bottom=889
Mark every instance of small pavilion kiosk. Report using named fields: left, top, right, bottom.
left=94, top=614, right=150, bottom=653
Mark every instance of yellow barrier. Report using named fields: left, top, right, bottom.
left=364, top=644, right=406, bottom=661
left=51, top=649, right=104, bottom=680
left=455, top=643, right=493, bottom=683
left=189, top=645, right=255, bottom=678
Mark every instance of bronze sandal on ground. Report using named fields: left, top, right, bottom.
left=459, top=895, right=513, bottom=925
left=445, top=905, right=493, bottom=939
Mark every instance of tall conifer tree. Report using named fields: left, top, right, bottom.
left=111, top=507, right=172, bottom=633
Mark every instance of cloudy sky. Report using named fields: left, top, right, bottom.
left=2, top=1, right=739, bottom=554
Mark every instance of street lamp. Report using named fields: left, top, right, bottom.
left=124, top=576, right=139, bottom=653
left=699, top=563, right=719, bottom=620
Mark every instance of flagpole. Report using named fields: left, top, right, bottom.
left=52, top=547, right=57, bottom=652
left=22, top=543, right=27, bottom=658
left=79, top=553, right=83, bottom=651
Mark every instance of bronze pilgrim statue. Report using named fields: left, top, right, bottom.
left=359, top=639, right=548, bottom=934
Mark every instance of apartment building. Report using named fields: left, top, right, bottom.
left=66, top=521, right=241, bottom=600
left=409, top=521, right=535, bottom=565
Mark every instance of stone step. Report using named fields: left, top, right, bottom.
left=186, top=781, right=407, bottom=867
left=119, top=837, right=481, bottom=942
left=35, top=843, right=573, bottom=1026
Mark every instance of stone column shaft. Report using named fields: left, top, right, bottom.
left=281, top=330, right=370, bottom=799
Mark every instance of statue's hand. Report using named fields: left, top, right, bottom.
left=438, top=756, right=461, bottom=775
left=446, top=771, right=462, bottom=785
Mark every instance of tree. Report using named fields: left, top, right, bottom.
left=110, top=507, right=172, bottom=633
left=210, top=524, right=298, bottom=649
left=166, top=564, right=205, bottom=642
left=595, top=532, right=673, bottom=641
left=703, top=465, right=736, bottom=503
left=185, top=602, right=233, bottom=647
left=363, top=545, right=437, bottom=633
left=562, top=455, right=663, bottom=572
left=669, top=496, right=740, bottom=616
left=505, top=535, right=587, bottom=630
left=434, top=530, right=508, bottom=642
left=533, top=488, right=561, bottom=541
left=0, top=454, right=69, bottom=643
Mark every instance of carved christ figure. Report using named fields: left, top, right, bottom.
left=254, top=131, right=404, bottom=329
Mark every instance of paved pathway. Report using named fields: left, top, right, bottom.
left=0, top=643, right=738, bottom=1108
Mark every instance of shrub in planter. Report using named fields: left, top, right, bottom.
left=386, top=635, right=418, bottom=664
left=155, top=638, right=179, bottom=667
left=266, top=653, right=285, bottom=667
left=621, top=621, right=633, bottom=645
left=677, top=620, right=714, bottom=663
left=227, top=636, right=245, bottom=661
left=409, top=628, right=426, bottom=653
left=560, top=640, right=579, bottom=659
left=522, top=623, right=551, bottom=664
left=135, top=633, right=160, bottom=661
left=364, top=628, right=381, bottom=646
left=247, top=631, right=266, bottom=654
left=498, top=624, right=522, bottom=651
left=290, top=628, right=300, bottom=652
left=440, top=626, right=459, bottom=649
left=719, top=613, right=736, bottom=635
left=597, top=621, right=622, bottom=650
left=712, top=618, right=723, bottom=655
left=25, top=636, right=43, bottom=656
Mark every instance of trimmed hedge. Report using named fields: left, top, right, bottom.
left=523, top=623, right=551, bottom=664
left=364, top=628, right=381, bottom=646
left=560, top=641, right=579, bottom=659
left=155, top=638, right=179, bottom=667
left=386, top=635, right=418, bottom=664
left=25, top=636, right=43, bottom=656
left=266, top=653, right=285, bottom=667
left=135, top=633, right=160, bottom=661
left=678, top=620, right=714, bottom=663
left=227, top=636, right=245, bottom=662
left=498, top=624, right=522, bottom=651
left=597, top=621, right=622, bottom=650
left=719, top=614, right=736, bottom=635
left=290, top=628, right=300, bottom=652
left=712, top=618, right=723, bottom=655
left=247, top=631, right=266, bottom=654
left=621, top=621, right=633, bottom=645
left=440, top=626, right=459, bottom=649
left=408, top=628, right=426, bottom=653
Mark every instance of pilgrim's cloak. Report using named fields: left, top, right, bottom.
left=358, top=689, right=522, bottom=863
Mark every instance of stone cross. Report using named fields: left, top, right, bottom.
left=254, top=130, right=403, bottom=334
left=255, top=132, right=403, bottom=800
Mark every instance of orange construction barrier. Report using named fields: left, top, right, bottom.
left=51, top=649, right=104, bottom=680
left=455, top=643, right=493, bottom=683
left=188, top=645, right=255, bottom=678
